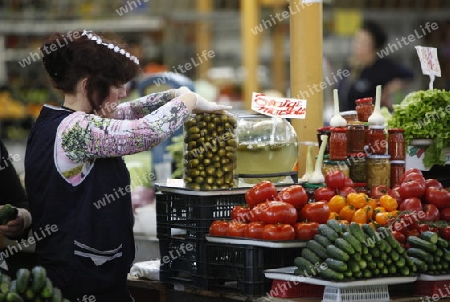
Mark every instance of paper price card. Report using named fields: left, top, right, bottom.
left=415, top=46, right=441, bottom=90
left=251, top=92, right=307, bottom=119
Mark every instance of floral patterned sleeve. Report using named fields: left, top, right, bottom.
left=114, top=90, right=175, bottom=120
left=54, top=98, right=188, bottom=186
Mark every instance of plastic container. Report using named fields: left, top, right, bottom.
left=347, top=122, right=366, bottom=153
left=322, top=285, right=390, bottom=302
left=269, top=280, right=324, bottom=298
left=390, top=160, right=406, bottom=188
left=367, top=125, right=387, bottom=155
left=388, top=128, right=406, bottom=160
left=366, top=155, right=391, bottom=189
left=183, top=113, right=237, bottom=190
left=355, top=97, right=374, bottom=122
left=329, top=127, right=347, bottom=160
left=205, top=242, right=299, bottom=296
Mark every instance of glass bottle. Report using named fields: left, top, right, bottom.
left=355, top=97, right=374, bottom=122
left=329, top=127, right=347, bottom=161
left=388, top=128, right=406, bottom=160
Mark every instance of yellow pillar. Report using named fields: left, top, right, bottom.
left=272, top=7, right=286, bottom=94
left=289, top=0, right=323, bottom=176
left=196, top=0, right=212, bottom=79
left=241, top=0, right=260, bottom=109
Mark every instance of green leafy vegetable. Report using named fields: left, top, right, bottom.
left=388, top=89, right=450, bottom=168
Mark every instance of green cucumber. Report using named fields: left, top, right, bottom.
left=420, top=231, right=438, bottom=244
left=306, top=240, right=328, bottom=260
left=342, top=232, right=362, bottom=253
left=407, top=236, right=437, bottom=253
left=349, top=222, right=366, bottom=243
left=318, top=268, right=344, bottom=281
left=444, top=248, right=450, bottom=262
left=391, top=250, right=400, bottom=261
left=40, top=277, right=53, bottom=298
left=318, top=224, right=339, bottom=242
left=335, top=238, right=355, bottom=255
left=437, top=237, right=449, bottom=248
left=326, top=245, right=350, bottom=262
left=23, top=287, right=34, bottom=301
left=0, top=275, right=10, bottom=294
left=0, top=293, right=4, bottom=302
left=302, top=248, right=321, bottom=265
left=9, top=280, right=16, bottom=293
left=0, top=204, right=18, bottom=225
left=407, top=247, right=433, bottom=264
left=52, top=287, right=62, bottom=302
left=389, top=265, right=397, bottom=275
left=15, top=268, right=30, bottom=294
left=362, top=224, right=378, bottom=239
left=400, top=266, right=411, bottom=276
left=325, top=258, right=348, bottom=273
left=314, top=234, right=332, bottom=248
left=327, top=219, right=343, bottom=235
left=294, top=257, right=315, bottom=275
left=358, top=259, right=367, bottom=270
left=396, top=256, right=406, bottom=268
left=370, top=247, right=380, bottom=258
left=31, top=266, right=47, bottom=293
left=5, top=293, right=23, bottom=302
left=362, top=269, right=372, bottom=279
left=348, top=260, right=360, bottom=274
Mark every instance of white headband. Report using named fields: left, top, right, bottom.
left=81, top=29, right=139, bottom=65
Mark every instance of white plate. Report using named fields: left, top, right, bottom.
left=418, top=274, right=450, bottom=281
left=264, top=266, right=418, bottom=288
left=205, top=235, right=307, bottom=248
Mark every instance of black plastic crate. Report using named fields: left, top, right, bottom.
left=205, top=242, right=301, bottom=296
left=156, top=190, right=245, bottom=239
left=158, top=234, right=208, bottom=288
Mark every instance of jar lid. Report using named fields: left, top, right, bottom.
left=348, top=153, right=366, bottom=158
left=323, top=160, right=349, bottom=165
left=340, top=110, right=357, bottom=116
left=390, top=160, right=406, bottom=164
left=368, top=125, right=385, bottom=130
left=388, top=128, right=405, bottom=133
left=367, top=154, right=391, bottom=159
left=355, top=97, right=373, bottom=104
left=317, top=126, right=332, bottom=131
left=353, top=183, right=367, bottom=187
left=348, top=121, right=365, bottom=126
left=331, top=127, right=347, bottom=132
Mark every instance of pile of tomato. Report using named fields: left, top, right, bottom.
left=209, top=181, right=329, bottom=241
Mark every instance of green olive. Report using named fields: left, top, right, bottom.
left=200, top=129, right=208, bottom=136
left=210, top=145, right=218, bottom=153
left=188, top=126, right=200, bottom=134
left=187, top=133, right=201, bottom=140
left=184, top=176, right=192, bottom=183
left=188, top=141, right=197, bottom=149
left=214, top=162, right=221, bottom=168
left=197, top=154, right=204, bottom=160
left=198, top=121, right=207, bottom=128
left=211, top=131, right=218, bottom=137
left=227, top=139, right=237, bottom=147
left=198, top=165, right=204, bottom=171
left=213, top=117, right=220, bottom=123
left=219, top=142, right=226, bottom=147
left=207, top=123, right=215, bottom=130
left=225, top=146, right=235, bottom=152
left=205, top=152, right=213, bottom=159
left=226, top=152, right=235, bottom=159
left=189, top=170, right=200, bottom=177
left=213, top=155, right=221, bottom=162
left=220, top=114, right=229, bottom=122
left=206, top=176, right=214, bottom=184
left=206, top=166, right=215, bottom=175
left=188, top=159, right=199, bottom=167
left=221, top=158, right=229, bottom=165
left=198, top=137, right=205, bottom=143
left=202, top=184, right=212, bottom=190
left=195, top=176, right=204, bottom=184
left=204, top=158, right=211, bottom=165
left=216, top=170, right=224, bottom=177
left=217, top=126, right=224, bottom=133
left=223, top=164, right=233, bottom=172
left=216, top=177, right=224, bottom=185
left=218, top=149, right=226, bottom=156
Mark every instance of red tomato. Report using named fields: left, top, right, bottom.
left=245, top=222, right=265, bottom=239
left=426, top=179, right=443, bottom=190
left=439, top=226, right=450, bottom=240
left=325, top=170, right=346, bottom=189
left=400, top=169, right=423, bottom=182
left=417, top=224, right=431, bottom=233
left=227, top=221, right=247, bottom=237
left=231, top=206, right=251, bottom=223
left=399, top=197, right=422, bottom=213
left=407, top=229, right=420, bottom=237
left=245, top=181, right=278, bottom=208
left=209, top=220, right=229, bottom=236
left=390, top=186, right=402, bottom=202
left=390, top=220, right=409, bottom=236
left=259, top=201, right=298, bottom=225
left=293, top=222, right=319, bottom=240
left=249, top=205, right=263, bottom=222
left=421, top=204, right=440, bottom=222
left=300, top=201, right=330, bottom=224
left=370, top=185, right=392, bottom=199
left=440, top=208, right=450, bottom=222
left=277, top=185, right=308, bottom=209
left=425, top=187, right=450, bottom=209
left=343, top=177, right=354, bottom=188
left=399, top=180, right=426, bottom=199
left=314, top=187, right=336, bottom=202
left=262, top=224, right=295, bottom=241
left=339, top=186, right=357, bottom=198
left=391, top=230, right=406, bottom=244
left=401, top=213, right=419, bottom=230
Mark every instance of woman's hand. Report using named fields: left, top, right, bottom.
left=0, top=208, right=31, bottom=238
left=176, top=86, right=232, bottom=113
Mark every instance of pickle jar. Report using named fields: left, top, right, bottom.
left=183, top=113, right=237, bottom=190
left=347, top=122, right=365, bottom=153
left=367, top=125, right=387, bottom=155
left=390, top=160, right=406, bottom=188
left=322, top=160, right=349, bottom=177
left=366, top=155, right=391, bottom=189
left=317, top=126, right=331, bottom=155
left=348, top=153, right=366, bottom=183
left=329, top=127, right=347, bottom=161
left=355, top=97, right=374, bottom=122
left=388, top=128, right=406, bottom=160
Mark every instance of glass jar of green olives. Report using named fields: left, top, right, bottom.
left=235, top=113, right=298, bottom=184
left=183, top=113, right=237, bottom=190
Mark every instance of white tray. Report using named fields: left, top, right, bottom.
left=264, top=266, right=418, bottom=288
left=205, top=235, right=307, bottom=248
left=418, top=274, right=450, bottom=281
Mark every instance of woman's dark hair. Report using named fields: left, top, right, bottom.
left=41, top=30, right=141, bottom=113
left=361, top=20, right=387, bottom=50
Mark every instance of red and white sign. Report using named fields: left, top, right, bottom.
left=415, top=46, right=441, bottom=77
left=251, top=92, right=307, bottom=119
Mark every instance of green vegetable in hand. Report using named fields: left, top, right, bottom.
left=0, top=204, right=18, bottom=225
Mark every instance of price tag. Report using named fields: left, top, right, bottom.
left=251, top=92, right=307, bottom=119
left=415, top=46, right=441, bottom=89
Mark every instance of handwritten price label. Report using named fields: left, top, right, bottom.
left=415, top=46, right=441, bottom=77
left=251, top=92, right=307, bottom=119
